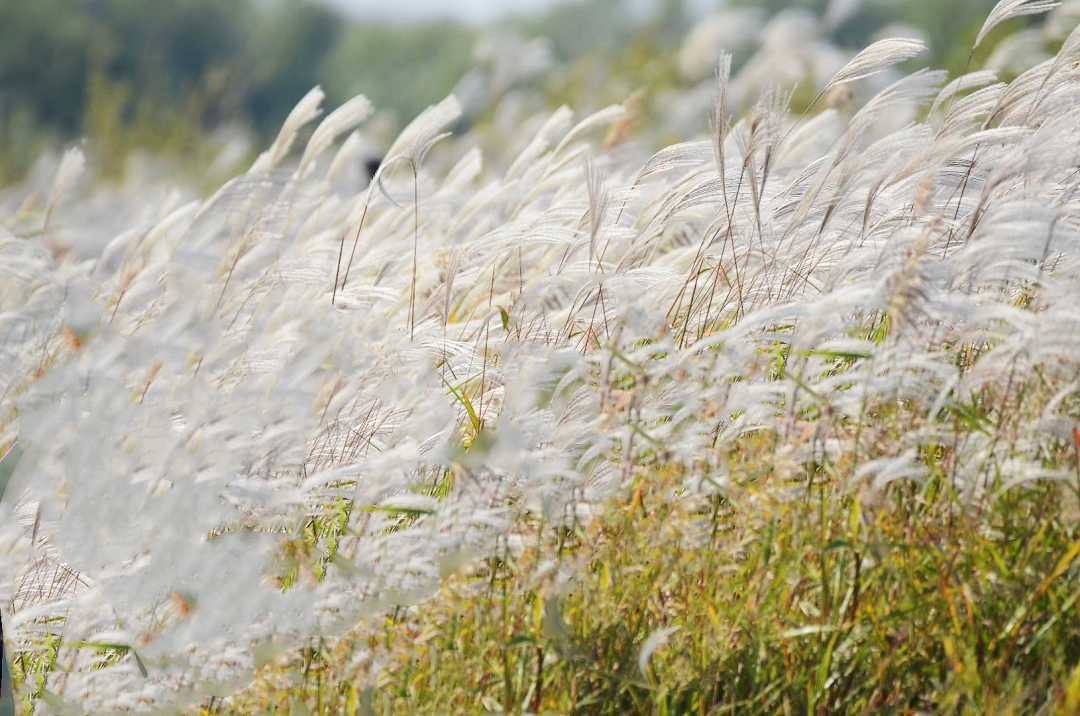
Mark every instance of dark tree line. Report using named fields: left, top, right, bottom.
left=0, top=0, right=477, bottom=182
left=0, top=0, right=1039, bottom=185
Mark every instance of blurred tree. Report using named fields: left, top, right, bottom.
left=729, top=0, right=824, bottom=18
left=0, top=0, right=1060, bottom=187
left=95, top=0, right=250, bottom=95
left=0, top=0, right=345, bottom=182
left=79, top=0, right=254, bottom=176
left=892, top=0, right=1015, bottom=72
left=520, top=0, right=642, bottom=61
left=0, top=0, right=92, bottom=181
left=321, top=21, right=475, bottom=126
left=0, top=0, right=91, bottom=135
left=241, top=1, right=344, bottom=136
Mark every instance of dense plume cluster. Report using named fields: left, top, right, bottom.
left=3, top=1, right=1080, bottom=711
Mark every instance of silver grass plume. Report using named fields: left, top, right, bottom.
left=295, top=94, right=373, bottom=180
left=975, top=0, right=1060, bottom=48
left=43, top=147, right=86, bottom=231
left=249, top=86, right=325, bottom=174
left=823, top=37, right=927, bottom=89
left=3, top=7, right=1080, bottom=712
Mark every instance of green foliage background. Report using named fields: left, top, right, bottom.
left=0, top=0, right=1042, bottom=185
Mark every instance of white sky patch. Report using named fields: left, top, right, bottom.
left=319, top=0, right=587, bottom=24
left=316, top=0, right=720, bottom=25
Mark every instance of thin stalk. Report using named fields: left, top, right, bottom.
left=409, top=160, right=419, bottom=340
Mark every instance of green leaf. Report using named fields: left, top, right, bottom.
left=355, top=505, right=436, bottom=517
left=1064, top=659, right=1080, bottom=714
left=0, top=439, right=25, bottom=504
left=820, top=539, right=855, bottom=553
left=439, top=372, right=481, bottom=434
left=63, top=641, right=134, bottom=652
left=504, top=635, right=537, bottom=649
left=794, top=349, right=873, bottom=361
left=132, top=649, right=148, bottom=678
left=943, top=401, right=992, bottom=435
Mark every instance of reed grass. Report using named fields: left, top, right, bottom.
left=3, top=1, right=1080, bottom=713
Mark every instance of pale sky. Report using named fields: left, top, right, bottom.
left=320, top=0, right=588, bottom=24
left=319, top=0, right=719, bottom=24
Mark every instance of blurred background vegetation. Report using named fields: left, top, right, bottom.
left=0, top=0, right=1051, bottom=188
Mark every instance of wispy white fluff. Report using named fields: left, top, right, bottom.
left=976, top=0, right=1060, bottom=48
left=44, top=146, right=86, bottom=230
left=3, top=8, right=1080, bottom=713
left=296, top=94, right=373, bottom=180
left=825, top=38, right=927, bottom=90
left=250, top=85, right=325, bottom=173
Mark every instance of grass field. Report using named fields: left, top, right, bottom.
left=4, top=1, right=1080, bottom=714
